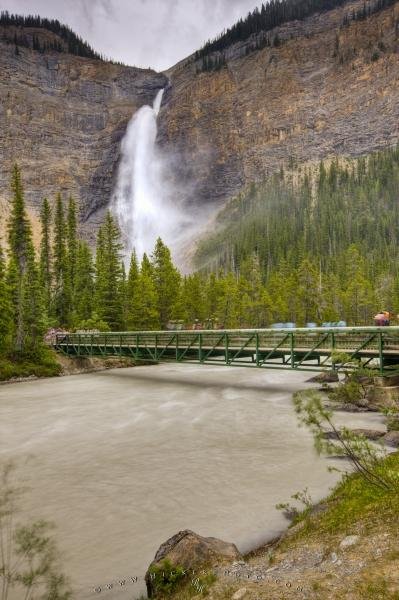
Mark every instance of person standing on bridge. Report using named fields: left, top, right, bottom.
left=374, top=311, right=390, bottom=326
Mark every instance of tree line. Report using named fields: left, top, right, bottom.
left=1, top=147, right=399, bottom=372
left=195, top=0, right=398, bottom=72
left=0, top=10, right=128, bottom=66
left=0, top=10, right=101, bottom=59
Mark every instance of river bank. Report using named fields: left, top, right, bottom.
left=160, top=449, right=399, bottom=600
left=144, top=380, right=399, bottom=600
left=209, top=449, right=399, bottom=600
left=0, top=351, right=141, bottom=384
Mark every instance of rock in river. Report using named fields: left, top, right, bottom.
left=145, top=529, right=241, bottom=597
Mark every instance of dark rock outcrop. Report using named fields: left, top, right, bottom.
left=323, top=428, right=385, bottom=441
left=307, top=371, right=339, bottom=384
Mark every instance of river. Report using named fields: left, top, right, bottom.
left=0, top=364, right=385, bottom=599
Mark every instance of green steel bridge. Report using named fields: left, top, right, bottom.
left=53, top=326, right=399, bottom=374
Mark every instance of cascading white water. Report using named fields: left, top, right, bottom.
left=112, top=89, right=187, bottom=263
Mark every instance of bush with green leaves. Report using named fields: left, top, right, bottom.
left=382, top=406, right=399, bottom=431
left=0, top=347, right=61, bottom=381
left=276, top=487, right=314, bottom=522
left=328, top=353, right=375, bottom=406
left=74, top=313, right=110, bottom=332
left=0, top=461, right=72, bottom=600
left=293, top=390, right=399, bottom=492
left=147, top=560, right=187, bottom=597
left=147, top=559, right=216, bottom=598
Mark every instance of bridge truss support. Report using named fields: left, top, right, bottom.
left=53, top=327, right=399, bottom=374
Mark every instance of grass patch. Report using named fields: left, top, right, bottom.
left=283, top=451, right=399, bottom=544
left=352, top=576, right=399, bottom=600
left=0, top=347, right=62, bottom=381
left=148, top=559, right=217, bottom=598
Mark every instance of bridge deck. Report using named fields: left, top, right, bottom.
left=54, top=327, right=399, bottom=374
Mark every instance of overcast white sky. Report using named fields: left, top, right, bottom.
left=1, top=0, right=260, bottom=70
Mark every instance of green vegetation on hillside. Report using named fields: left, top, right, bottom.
left=195, top=145, right=399, bottom=326
left=275, top=450, right=399, bottom=599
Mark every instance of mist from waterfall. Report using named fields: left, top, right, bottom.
left=112, top=89, right=198, bottom=268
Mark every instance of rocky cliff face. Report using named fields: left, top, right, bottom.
left=158, top=0, right=399, bottom=207
left=0, top=0, right=398, bottom=246
left=0, top=29, right=166, bottom=243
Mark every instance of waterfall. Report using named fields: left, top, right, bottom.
left=112, top=88, right=213, bottom=271
left=112, top=88, right=187, bottom=263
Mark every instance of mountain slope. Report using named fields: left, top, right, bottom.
left=158, top=0, right=399, bottom=207
left=0, top=0, right=398, bottom=251
left=0, top=26, right=166, bottom=244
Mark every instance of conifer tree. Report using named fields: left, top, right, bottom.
left=74, top=241, right=94, bottom=324
left=0, top=244, right=12, bottom=352
left=94, top=226, right=106, bottom=320
left=119, top=261, right=127, bottom=329
left=126, top=250, right=139, bottom=329
left=151, top=237, right=181, bottom=328
left=215, top=272, right=241, bottom=328
left=204, top=272, right=220, bottom=327
left=53, top=194, right=70, bottom=326
left=39, top=197, right=52, bottom=316
left=296, top=257, right=321, bottom=325
left=94, top=212, right=123, bottom=329
left=130, top=254, right=160, bottom=330
left=182, top=273, right=206, bottom=325
left=239, top=254, right=268, bottom=327
left=66, top=196, right=78, bottom=311
left=7, top=165, right=44, bottom=351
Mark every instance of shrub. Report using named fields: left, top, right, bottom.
left=147, top=559, right=216, bottom=598
left=0, top=461, right=72, bottom=599
left=0, top=347, right=61, bottom=381
left=293, top=390, right=399, bottom=492
left=148, top=560, right=187, bottom=597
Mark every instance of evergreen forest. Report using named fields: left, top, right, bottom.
left=195, top=145, right=399, bottom=327
left=1, top=148, right=399, bottom=377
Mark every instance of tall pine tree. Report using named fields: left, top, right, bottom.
left=74, top=241, right=94, bottom=324
left=0, top=244, right=12, bottom=352
left=129, top=253, right=160, bottom=330
left=151, top=238, right=181, bottom=328
left=94, top=212, right=124, bottom=329
left=53, top=194, right=70, bottom=326
left=126, top=250, right=139, bottom=329
left=67, top=196, right=78, bottom=314
left=39, top=197, right=52, bottom=318
left=7, top=165, right=44, bottom=352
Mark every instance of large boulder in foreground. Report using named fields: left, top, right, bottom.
left=145, top=529, right=241, bottom=597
